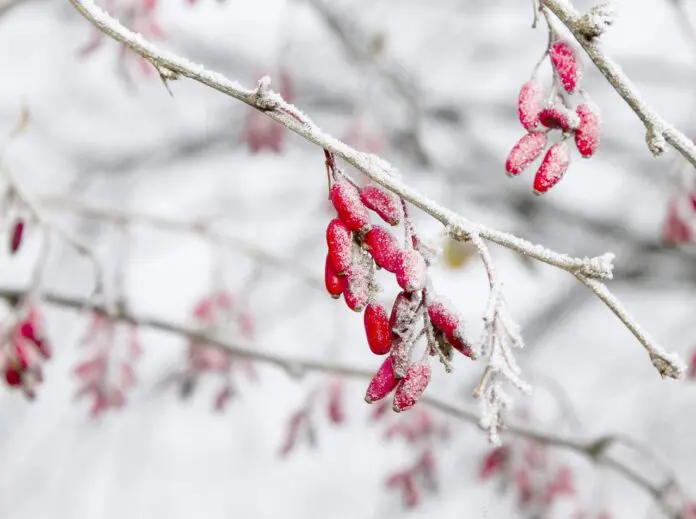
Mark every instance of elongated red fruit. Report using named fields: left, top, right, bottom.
left=574, top=102, right=600, bottom=158
left=341, top=267, right=369, bottom=312
left=360, top=185, right=401, bottom=226
left=363, top=226, right=401, bottom=272
left=395, top=249, right=427, bottom=293
left=390, top=291, right=417, bottom=336
left=5, top=366, right=21, bottom=386
left=505, top=132, right=547, bottom=176
left=324, top=255, right=343, bottom=298
left=364, top=302, right=391, bottom=355
left=518, top=81, right=544, bottom=131
left=365, top=356, right=399, bottom=403
left=393, top=361, right=431, bottom=412
left=539, top=105, right=580, bottom=131
left=533, top=142, right=571, bottom=195
left=330, top=178, right=370, bottom=232
left=10, top=219, right=24, bottom=254
left=550, top=40, right=581, bottom=94
left=326, top=218, right=352, bottom=274
left=427, top=300, right=460, bottom=337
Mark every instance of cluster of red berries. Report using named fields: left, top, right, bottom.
left=74, top=314, right=142, bottom=417
left=480, top=441, right=578, bottom=515
left=322, top=154, right=474, bottom=413
left=174, top=290, right=256, bottom=412
left=506, top=39, right=601, bottom=194
left=2, top=306, right=51, bottom=399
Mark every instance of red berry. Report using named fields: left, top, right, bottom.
left=533, top=142, right=571, bottom=195
left=447, top=334, right=474, bottom=358
left=10, top=219, right=24, bottom=255
left=393, top=361, right=431, bottom=412
left=574, top=102, right=601, bottom=158
left=5, top=366, right=21, bottom=386
left=365, top=356, right=399, bottom=403
left=341, top=268, right=369, bottom=312
left=389, top=291, right=417, bottom=336
left=359, top=185, right=401, bottom=226
left=395, top=249, right=427, bottom=293
left=324, top=255, right=343, bottom=298
left=330, top=178, right=370, bottom=232
left=363, top=226, right=401, bottom=272
left=539, top=105, right=580, bottom=132
left=326, top=218, right=352, bottom=275
left=550, top=40, right=581, bottom=94
left=505, top=132, right=548, bottom=176
left=479, top=446, right=510, bottom=480
left=518, top=80, right=544, bottom=131
left=427, top=300, right=460, bottom=337
left=364, top=302, right=391, bottom=355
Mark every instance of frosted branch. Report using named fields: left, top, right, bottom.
left=67, top=0, right=684, bottom=378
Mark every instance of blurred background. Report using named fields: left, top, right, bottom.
left=0, top=0, right=695, bottom=517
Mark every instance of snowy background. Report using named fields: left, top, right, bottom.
left=0, top=0, right=695, bottom=517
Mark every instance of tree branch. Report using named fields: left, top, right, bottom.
left=540, top=0, right=696, bottom=167
left=40, top=195, right=322, bottom=291
left=66, top=0, right=685, bottom=377
left=0, top=284, right=679, bottom=513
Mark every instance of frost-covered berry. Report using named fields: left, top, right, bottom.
left=447, top=334, right=474, bottom=358
left=393, top=361, right=431, bottom=412
left=427, top=300, right=460, bottom=337
left=10, top=219, right=24, bottom=255
left=505, top=132, right=548, bottom=176
left=395, top=249, right=427, bottom=293
left=326, top=218, right=352, bottom=275
left=550, top=40, right=581, bottom=94
left=364, top=302, right=391, bottom=355
left=389, top=291, right=417, bottom=336
left=363, top=226, right=401, bottom=272
left=341, top=267, right=369, bottom=312
left=533, top=142, right=571, bottom=195
left=539, top=105, right=580, bottom=131
left=330, top=178, right=370, bottom=232
left=518, top=80, right=544, bottom=131
left=324, top=255, right=343, bottom=298
left=365, top=356, right=399, bottom=403
left=574, top=102, right=601, bottom=158
left=360, top=185, right=401, bottom=226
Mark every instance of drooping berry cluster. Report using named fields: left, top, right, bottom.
left=1, top=305, right=51, bottom=399
left=170, top=290, right=256, bottom=412
left=479, top=440, right=577, bottom=515
left=506, top=39, right=601, bottom=194
left=322, top=151, right=474, bottom=413
left=74, top=313, right=142, bottom=417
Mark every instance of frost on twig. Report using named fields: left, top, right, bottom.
left=462, top=230, right=531, bottom=444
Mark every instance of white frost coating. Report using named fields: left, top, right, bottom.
left=68, top=0, right=685, bottom=379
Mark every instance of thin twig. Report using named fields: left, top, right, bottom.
left=41, top=195, right=322, bottom=291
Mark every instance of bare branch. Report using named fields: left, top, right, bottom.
left=41, top=195, right=322, bottom=291
left=66, top=0, right=684, bottom=377
left=540, top=0, right=696, bottom=167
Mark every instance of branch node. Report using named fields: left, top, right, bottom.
left=646, top=126, right=668, bottom=157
